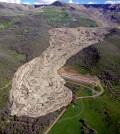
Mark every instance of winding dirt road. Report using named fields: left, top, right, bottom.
left=44, top=72, right=104, bottom=134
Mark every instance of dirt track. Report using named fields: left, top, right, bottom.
left=44, top=72, right=104, bottom=134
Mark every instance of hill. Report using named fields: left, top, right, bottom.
left=0, top=1, right=120, bottom=134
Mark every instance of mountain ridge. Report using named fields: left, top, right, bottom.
left=0, top=1, right=120, bottom=11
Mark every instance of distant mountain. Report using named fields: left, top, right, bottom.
left=84, top=4, right=120, bottom=11
left=1, top=1, right=119, bottom=11
left=33, top=4, right=48, bottom=8
left=51, top=1, right=66, bottom=7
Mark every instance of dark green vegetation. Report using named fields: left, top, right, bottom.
left=0, top=107, right=63, bottom=134
left=94, top=85, right=101, bottom=92
left=49, top=29, right=120, bottom=134
left=11, top=50, right=26, bottom=63
left=65, top=82, right=93, bottom=97
left=74, top=66, right=90, bottom=74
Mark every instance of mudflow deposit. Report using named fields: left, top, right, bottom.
left=10, top=27, right=109, bottom=117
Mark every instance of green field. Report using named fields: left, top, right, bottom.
left=75, top=66, right=90, bottom=74
left=49, top=89, right=120, bottom=134
left=94, top=85, right=101, bottom=91
left=65, top=81, right=93, bottom=97
left=77, top=86, right=93, bottom=97
left=11, top=50, right=26, bottom=63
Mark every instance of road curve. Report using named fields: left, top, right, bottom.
left=44, top=75, right=104, bottom=134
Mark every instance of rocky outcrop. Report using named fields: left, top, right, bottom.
left=10, top=27, right=109, bottom=117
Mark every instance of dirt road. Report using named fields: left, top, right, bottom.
left=61, top=73, right=97, bottom=84
left=0, top=81, right=11, bottom=90
left=44, top=73, right=104, bottom=134
left=44, top=108, right=66, bottom=134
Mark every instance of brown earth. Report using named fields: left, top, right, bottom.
left=10, top=27, right=109, bottom=117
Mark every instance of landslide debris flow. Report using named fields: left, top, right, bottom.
left=10, top=27, right=109, bottom=117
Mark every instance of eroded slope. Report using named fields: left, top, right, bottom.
left=10, top=27, right=109, bottom=117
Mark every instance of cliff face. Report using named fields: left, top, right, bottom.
left=10, top=27, right=109, bottom=117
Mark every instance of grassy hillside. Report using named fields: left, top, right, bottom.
left=49, top=29, right=120, bottom=134
left=49, top=95, right=120, bottom=134
left=66, top=28, right=120, bottom=94
left=0, top=14, right=51, bottom=108
left=41, top=6, right=98, bottom=28
left=0, top=4, right=100, bottom=133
